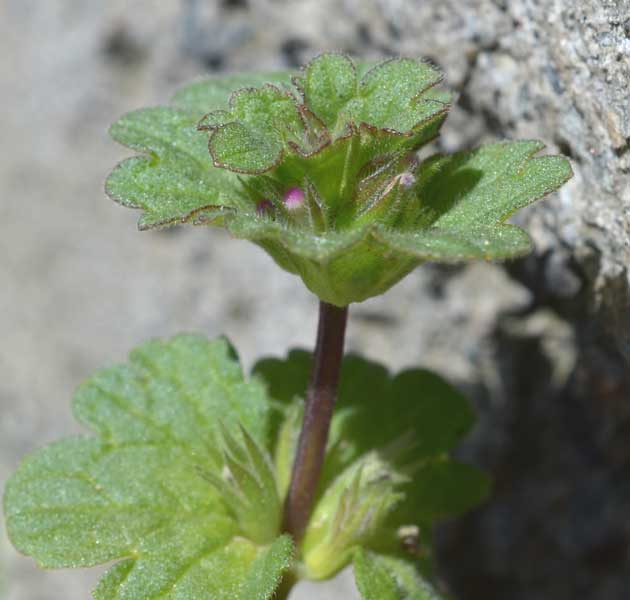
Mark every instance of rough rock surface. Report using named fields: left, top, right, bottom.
left=1, top=1, right=629, bottom=599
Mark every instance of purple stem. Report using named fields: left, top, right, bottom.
left=282, top=301, right=349, bottom=542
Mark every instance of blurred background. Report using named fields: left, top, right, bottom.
left=1, top=1, right=629, bottom=599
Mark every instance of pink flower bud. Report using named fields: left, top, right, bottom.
left=256, top=199, right=273, bottom=217
left=283, top=187, right=305, bottom=210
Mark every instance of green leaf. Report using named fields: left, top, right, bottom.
left=208, top=121, right=284, bottom=174
left=4, top=437, right=230, bottom=568
left=203, top=85, right=306, bottom=173
left=107, top=107, right=247, bottom=229
left=4, top=335, right=290, bottom=598
left=73, top=335, right=270, bottom=450
left=300, top=53, right=358, bottom=130
left=254, top=351, right=475, bottom=472
left=106, top=155, right=241, bottom=230
left=348, top=58, right=445, bottom=132
left=107, top=72, right=294, bottom=230
left=354, top=549, right=444, bottom=600
left=398, top=460, right=490, bottom=523
left=236, top=535, right=294, bottom=600
left=94, top=535, right=294, bottom=600
left=107, top=56, right=571, bottom=305
left=417, top=140, right=573, bottom=229
left=297, top=54, right=448, bottom=137
left=109, top=107, right=207, bottom=159
left=171, top=72, right=294, bottom=114
left=354, top=549, right=400, bottom=600
left=254, top=351, right=489, bottom=574
left=375, top=224, right=534, bottom=262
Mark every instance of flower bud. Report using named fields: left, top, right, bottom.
left=398, top=171, right=416, bottom=189
left=256, top=198, right=273, bottom=217
left=283, top=187, right=305, bottom=210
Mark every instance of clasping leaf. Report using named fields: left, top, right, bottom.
left=106, top=53, right=571, bottom=305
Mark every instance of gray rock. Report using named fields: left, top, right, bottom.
left=2, top=1, right=629, bottom=599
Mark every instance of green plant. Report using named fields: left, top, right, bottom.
left=3, top=53, right=571, bottom=599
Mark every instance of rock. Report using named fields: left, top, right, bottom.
left=2, top=1, right=629, bottom=599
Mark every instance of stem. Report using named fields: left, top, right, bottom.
left=282, top=301, right=348, bottom=542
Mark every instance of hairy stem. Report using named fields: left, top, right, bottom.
left=282, top=301, right=349, bottom=542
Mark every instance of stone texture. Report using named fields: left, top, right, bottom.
left=1, top=1, right=629, bottom=599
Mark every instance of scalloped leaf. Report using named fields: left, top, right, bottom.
left=254, top=351, right=475, bottom=470
left=301, top=53, right=358, bottom=130
left=348, top=58, right=445, bottom=131
left=209, top=121, right=283, bottom=174
left=107, top=107, right=247, bottom=229
left=107, top=56, right=572, bottom=306
left=107, top=73, right=293, bottom=230
left=4, top=436, right=230, bottom=569
left=94, top=534, right=294, bottom=600
left=254, top=350, right=489, bottom=572
left=106, top=155, right=241, bottom=230
left=396, top=460, right=490, bottom=524
left=4, top=336, right=291, bottom=599
left=203, top=85, right=306, bottom=173
left=376, top=224, right=534, bottom=262
left=224, top=139, right=569, bottom=305
left=73, top=335, right=270, bottom=449
left=354, top=549, right=444, bottom=600
left=171, top=71, right=293, bottom=114
left=297, top=55, right=448, bottom=137
left=415, top=140, right=573, bottom=229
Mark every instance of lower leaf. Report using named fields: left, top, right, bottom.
left=354, top=549, right=444, bottom=600
left=94, top=535, right=294, bottom=600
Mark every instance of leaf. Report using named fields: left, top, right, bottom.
left=296, top=54, right=447, bottom=139
left=273, top=403, right=303, bottom=499
left=107, top=107, right=247, bottom=229
left=107, top=73, right=293, bottom=230
left=300, top=52, right=358, bottom=130
left=354, top=549, right=444, bottom=600
left=106, top=156, right=242, bottom=230
left=171, top=72, right=294, bottom=114
left=347, top=58, right=446, bottom=132
left=4, top=437, right=230, bottom=568
left=398, top=460, right=490, bottom=523
left=354, top=549, right=400, bottom=600
left=209, top=121, right=284, bottom=174
left=375, top=224, right=534, bottom=262
left=107, top=56, right=572, bottom=306
left=204, top=85, right=306, bottom=173
left=110, top=107, right=207, bottom=159
left=254, top=351, right=489, bottom=571
left=254, top=351, right=475, bottom=472
left=236, top=535, right=294, bottom=600
left=416, top=140, right=573, bottom=229
left=4, top=335, right=291, bottom=599
left=73, top=335, right=270, bottom=450
left=94, top=535, right=294, bottom=600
